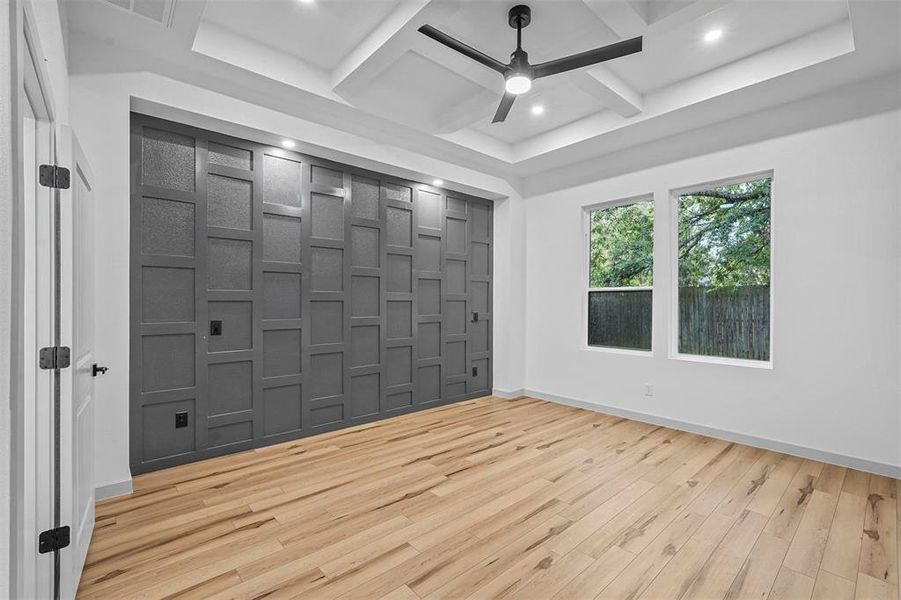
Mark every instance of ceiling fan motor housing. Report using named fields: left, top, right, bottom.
left=508, top=5, right=532, bottom=29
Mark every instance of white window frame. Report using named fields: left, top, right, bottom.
left=581, top=194, right=655, bottom=356
left=668, top=170, right=775, bottom=369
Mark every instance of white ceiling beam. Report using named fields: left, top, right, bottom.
left=332, top=0, right=449, bottom=100
left=572, top=65, right=643, bottom=117
left=582, top=0, right=648, bottom=39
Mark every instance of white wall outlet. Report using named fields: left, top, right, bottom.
left=644, top=383, right=654, bottom=397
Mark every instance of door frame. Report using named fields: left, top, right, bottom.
left=8, top=0, right=64, bottom=597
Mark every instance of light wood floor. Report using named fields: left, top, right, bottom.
left=78, top=396, right=899, bottom=600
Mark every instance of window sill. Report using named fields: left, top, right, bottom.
left=669, top=352, right=773, bottom=370
left=582, top=345, right=654, bottom=358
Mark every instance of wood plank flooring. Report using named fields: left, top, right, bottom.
left=77, top=396, right=900, bottom=600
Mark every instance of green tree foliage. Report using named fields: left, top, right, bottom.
left=589, top=202, right=654, bottom=287
left=678, top=177, right=771, bottom=288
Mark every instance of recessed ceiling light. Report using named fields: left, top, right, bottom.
left=703, top=28, right=723, bottom=43
left=433, top=179, right=444, bottom=186
left=298, top=0, right=315, bottom=4
left=281, top=139, right=295, bottom=149
left=531, top=104, right=545, bottom=116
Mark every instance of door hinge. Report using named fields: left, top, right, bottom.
left=39, top=165, right=71, bottom=190
left=39, top=346, right=71, bottom=370
left=38, top=526, right=70, bottom=554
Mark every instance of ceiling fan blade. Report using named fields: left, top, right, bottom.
left=532, top=36, right=642, bottom=79
left=418, top=25, right=509, bottom=75
left=492, top=93, right=516, bottom=123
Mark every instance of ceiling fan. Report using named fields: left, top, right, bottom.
left=418, top=5, right=643, bottom=123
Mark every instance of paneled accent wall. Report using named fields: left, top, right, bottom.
left=130, top=114, right=493, bottom=473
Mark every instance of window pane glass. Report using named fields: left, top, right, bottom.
left=677, top=176, right=771, bottom=360
left=588, top=201, right=654, bottom=350
left=588, top=290, right=652, bottom=349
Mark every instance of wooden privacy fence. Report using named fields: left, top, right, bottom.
left=678, top=285, right=770, bottom=360
left=588, top=285, right=770, bottom=360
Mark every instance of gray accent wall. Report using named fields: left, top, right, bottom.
left=130, top=114, right=493, bottom=474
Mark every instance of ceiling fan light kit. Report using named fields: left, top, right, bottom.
left=418, top=4, right=643, bottom=123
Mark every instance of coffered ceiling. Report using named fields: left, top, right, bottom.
left=66, top=0, right=901, bottom=189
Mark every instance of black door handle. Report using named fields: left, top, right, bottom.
left=92, top=364, right=109, bottom=377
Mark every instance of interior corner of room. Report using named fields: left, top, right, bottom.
left=3, top=0, right=900, bottom=598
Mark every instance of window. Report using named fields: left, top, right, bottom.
left=586, top=199, right=654, bottom=351
left=675, top=174, right=772, bottom=362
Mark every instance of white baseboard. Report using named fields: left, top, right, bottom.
left=526, top=388, right=901, bottom=479
left=492, top=388, right=526, bottom=399
left=95, top=478, right=133, bottom=501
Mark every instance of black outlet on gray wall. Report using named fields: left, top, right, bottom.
left=175, top=411, right=188, bottom=429
left=210, top=320, right=222, bottom=336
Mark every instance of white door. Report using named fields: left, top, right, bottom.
left=58, top=128, right=97, bottom=599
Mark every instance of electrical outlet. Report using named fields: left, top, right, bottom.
left=210, top=320, right=223, bottom=336
left=644, top=383, right=654, bottom=397
left=175, top=411, right=189, bottom=429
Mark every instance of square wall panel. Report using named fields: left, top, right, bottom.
left=142, top=334, right=195, bottom=392
left=418, top=279, right=440, bottom=316
left=141, top=127, right=195, bottom=192
left=208, top=174, right=252, bottom=230
left=447, top=260, right=466, bottom=294
left=418, top=322, right=440, bottom=359
left=263, top=329, right=302, bottom=377
left=208, top=301, right=253, bottom=352
left=311, top=165, right=344, bottom=189
left=209, top=238, right=252, bottom=290
left=208, top=421, right=253, bottom=449
left=387, top=346, right=412, bottom=386
left=263, top=154, right=302, bottom=207
left=142, top=399, right=195, bottom=461
left=351, top=325, right=380, bottom=368
left=415, top=235, right=440, bottom=272
left=310, top=301, right=344, bottom=345
left=472, top=241, right=490, bottom=276
left=312, top=247, right=344, bottom=291
left=446, top=300, right=467, bottom=335
left=418, top=365, right=441, bottom=403
left=263, top=214, right=302, bottom=263
left=310, top=353, right=343, bottom=399
left=311, top=403, right=344, bottom=427
left=417, top=190, right=440, bottom=229
left=208, top=142, right=252, bottom=171
left=142, top=267, right=194, bottom=324
left=473, top=281, right=489, bottom=314
left=209, top=361, right=252, bottom=416
left=386, top=207, right=412, bottom=247
left=387, top=391, right=412, bottom=410
left=387, top=301, right=412, bottom=339
left=351, top=276, right=379, bottom=317
left=447, top=341, right=466, bottom=376
left=352, top=176, right=379, bottom=220
left=263, top=272, right=301, bottom=320
left=263, top=384, right=302, bottom=436
left=446, top=196, right=466, bottom=213
left=387, top=254, right=411, bottom=293
left=350, top=374, right=379, bottom=418
left=141, top=197, right=194, bottom=257
left=385, top=182, right=411, bottom=203
left=312, top=193, right=344, bottom=240
left=351, top=226, right=379, bottom=268
left=472, top=204, right=490, bottom=239
left=447, top=217, right=466, bottom=254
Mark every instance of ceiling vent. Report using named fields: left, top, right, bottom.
left=99, top=0, right=177, bottom=28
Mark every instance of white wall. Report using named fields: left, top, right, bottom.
left=69, top=71, right=527, bottom=493
left=525, top=109, right=901, bottom=475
